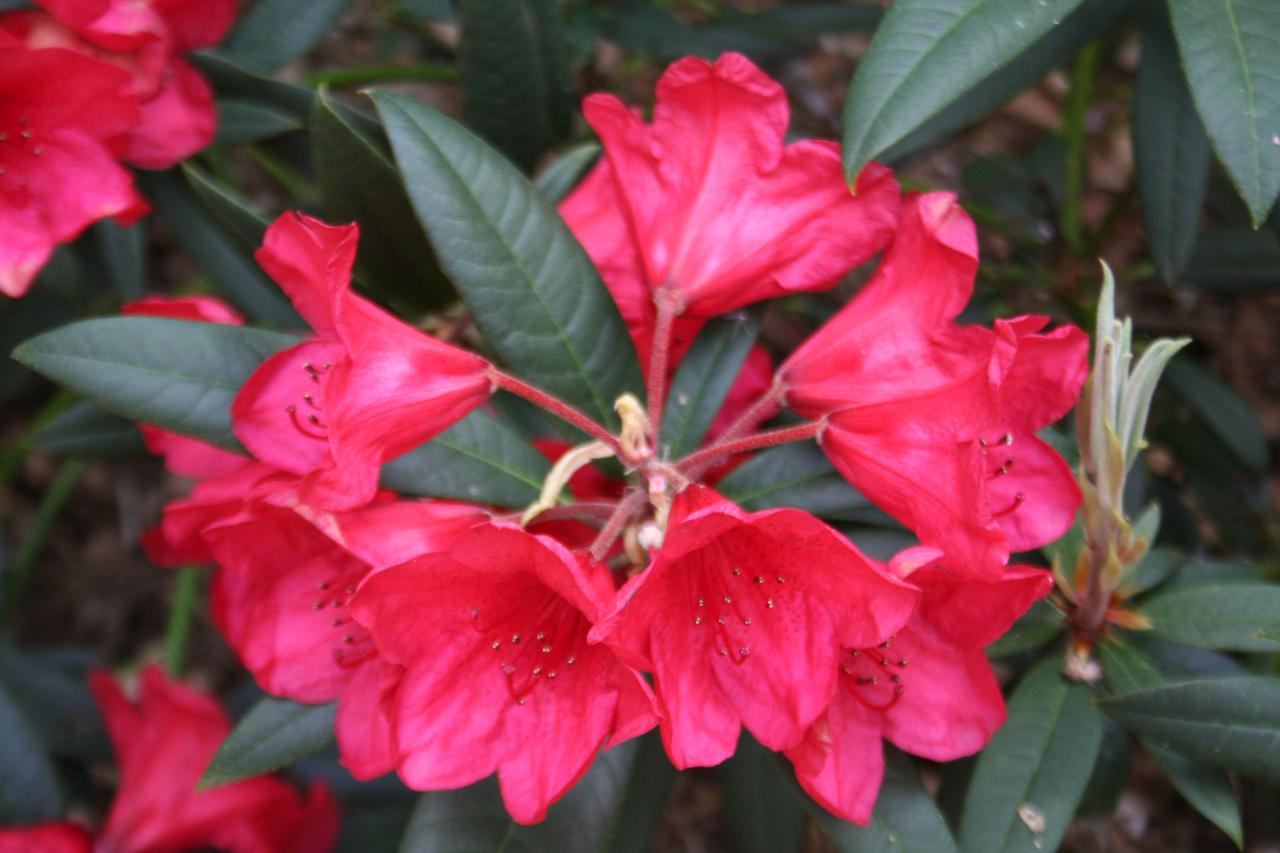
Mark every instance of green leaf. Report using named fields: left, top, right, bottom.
left=1120, top=547, right=1182, bottom=596
left=181, top=162, right=271, bottom=250
left=718, top=442, right=884, bottom=523
left=534, top=142, right=600, bottom=204
left=1099, top=676, right=1280, bottom=783
left=0, top=678, right=64, bottom=822
left=1134, top=11, right=1212, bottom=281
left=718, top=733, right=805, bottom=853
left=311, top=87, right=454, bottom=314
left=373, top=90, right=643, bottom=429
left=842, top=0, right=1088, bottom=178
left=1184, top=225, right=1280, bottom=291
left=661, top=314, right=758, bottom=459
left=1163, top=358, right=1270, bottom=472
left=214, top=98, right=303, bottom=146
left=93, top=219, right=146, bottom=301
left=1140, top=583, right=1280, bottom=652
left=223, top=0, right=357, bottom=73
left=12, top=317, right=300, bottom=450
left=1099, top=640, right=1242, bottom=847
left=985, top=600, right=1064, bottom=659
left=458, top=0, right=572, bottom=172
left=810, top=747, right=960, bottom=853
left=31, top=400, right=146, bottom=458
left=958, top=657, right=1104, bottom=853
left=1168, top=0, right=1280, bottom=226
left=203, top=697, right=337, bottom=787
left=137, top=170, right=301, bottom=327
left=380, top=410, right=550, bottom=508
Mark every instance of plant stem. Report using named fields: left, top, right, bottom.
left=490, top=370, right=624, bottom=457
left=590, top=490, right=646, bottom=562
left=164, top=567, right=202, bottom=677
left=1, top=458, right=85, bottom=623
left=1062, top=40, right=1100, bottom=255
left=0, top=390, right=77, bottom=489
left=676, top=420, right=823, bottom=474
left=646, top=287, right=683, bottom=448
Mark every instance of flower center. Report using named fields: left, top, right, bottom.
left=283, top=359, right=332, bottom=442
left=311, top=572, right=376, bottom=669
left=0, top=115, right=44, bottom=204
left=979, top=431, right=1026, bottom=517
left=474, top=591, right=587, bottom=706
left=689, top=564, right=788, bottom=665
left=839, top=637, right=908, bottom=711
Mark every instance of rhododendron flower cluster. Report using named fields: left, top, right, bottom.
left=98, top=52, right=1086, bottom=827
left=0, top=0, right=235, bottom=297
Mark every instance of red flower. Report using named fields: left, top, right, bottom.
left=10, top=0, right=237, bottom=168
left=204, top=491, right=486, bottom=779
left=781, top=193, right=1088, bottom=578
left=348, top=522, right=658, bottom=824
left=590, top=486, right=917, bottom=768
left=231, top=212, right=492, bottom=511
left=0, top=667, right=338, bottom=853
left=560, top=52, right=899, bottom=364
left=786, top=555, right=1052, bottom=824
left=142, top=460, right=276, bottom=567
left=0, top=34, right=146, bottom=297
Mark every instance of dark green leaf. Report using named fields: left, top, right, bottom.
left=599, top=732, right=677, bottom=853
left=1184, top=225, right=1280, bottom=291
left=1134, top=12, right=1211, bottom=281
left=458, top=0, right=572, bottom=172
left=718, top=733, right=805, bottom=853
left=137, top=170, right=300, bottom=327
left=1168, top=0, right=1280, bottom=225
left=311, top=87, right=454, bottom=313
left=1163, top=359, right=1269, bottom=472
left=0, top=643, right=105, bottom=761
left=534, top=142, right=600, bottom=204
left=223, top=0, right=356, bottom=73
left=181, top=163, right=271, bottom=250
left=12, top=317, right=300, bottom=450
left=373, top=90, right=643, bottom=429
left=985, top=600, right=1064, bottom=659
left=1076, top=718, right=1131, bottom=816
left=93, top=219, right=147, bottom=301
left=380, top=410, right=550, bottom=508
left=214, top=98, right=303, bottom=146
left=1099, top=676, right=1280, bottom=783
left=810, top=747, right=960, bottom=853
left=718, top=442, right=884, bottom=524
left=1140, top=583, right=1280, bottom=652
left=0, top=678, right=64, bottom=822
left=1121, top=548, right=1182, bottom=596
left=202, top=697, right=337, bottom=787
left=662, top=314, right=758, bottom=459
left=31, top=400, right=146, bottom=458
left=842, top=0, right=1088, bottom=178
left=959, top=658, right=1104, bottom=853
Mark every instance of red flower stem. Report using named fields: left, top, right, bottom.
left=714, top=380, right=788, bottom=446
left=491, top=370, right=624, bottom=457
left=518, top=501, right=618, bottom=525
left=676, top=419, right=824, bottom=474
left=590, top=490, right=647, bottom=562
left=646, top=287, right=683, bottom=446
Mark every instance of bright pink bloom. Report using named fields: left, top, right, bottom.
left=11, top=0, right=237, bottom=168
left=124, top=294, right=246, bottom=325
left=142, top=462, right=277, bottom=567
left=786, top=556, right=1052, bottom=824
left=781, top=192, right=1088, bottom=578
left=349, top=522, right=658, bottom=824
left=88, top=666, right=337, bottom=853
left=204, top=492, right=486, bottom=779
left=590, top=486, right=917, bottom=768
left=0, top=34, right=146, bottom=297
left=0, top=823, right=92, bottom=853
left=232, top=212, right=492, bottom=511
left=560, top=52, right=899, bottom=364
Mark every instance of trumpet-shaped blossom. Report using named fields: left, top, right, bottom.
left=231, top=212, right=492, bottom=511
left=590, top=486, right=917, bottom=768
left=786, top=557, right=1053, bottom=823
left=0, top=666, right=337, bottom=853
left=0, top=34, right=146, bottom=297
left=781, top=192, right=1088, bottom=578
left=560, top=52, right=899, bottom=365
left=349, top=522, right=658, bottom=824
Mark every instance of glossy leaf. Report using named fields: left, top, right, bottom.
left=93, top=220, right=146, bottom=301
left=373, top=90, right=643, bottom=428
left=1099, top=676, right=1280, bottom=784
left=202, top=697, right=337, bottom=787
left=223, top=0, right=357, bottom=73
left=0, top=678, right=64, bottom=822
left=718, top=733, right=804, bottom=853
left=661, top=314, right=758, bottom=459
left=985, top=600, right=1064, bottom=659
left=958, top=657, right=1104, bottom=853
left=1168, top=0, right=1280, bottom=225
left=1184, top=225, right=1280, bottom=291
left=842, top=0, right=1088, bottom=178
left=1134, top=12, right=1211, bottom=281
left=181, top=163, right=270, bottom=250
left=458, top=0, right=572, bottom=172
left=1163, top=359, right=1270, bottom=473
left=11, top=317, right=301, bottom=450
left=1141, top=583, right=1280, bottom=652
left=718, top=442, right=884, bottom=523
left=534, top=142, right=600, bottom=204
left=31, top=400, right=146, bottom=458
left=311, top=87, right=454, bottom=313
left=214, top=98, right=303, bottom=146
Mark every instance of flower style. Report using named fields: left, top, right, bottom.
left=348, top=522, right=658, bottom=824
left=559, top=51, right=900, bottom=366
left=0, top=33, right=146, bottom=297
left=0, top=666, right=337, bottom=853
left=780, top=192, right=1089, bottom=578
left=7, top=0, right=237, bottom=168
left=590, top=486, right=917, bottom=768
left=231, top=212, right=492, bottom=511
left=786, top=555, right=1053, bottom=824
